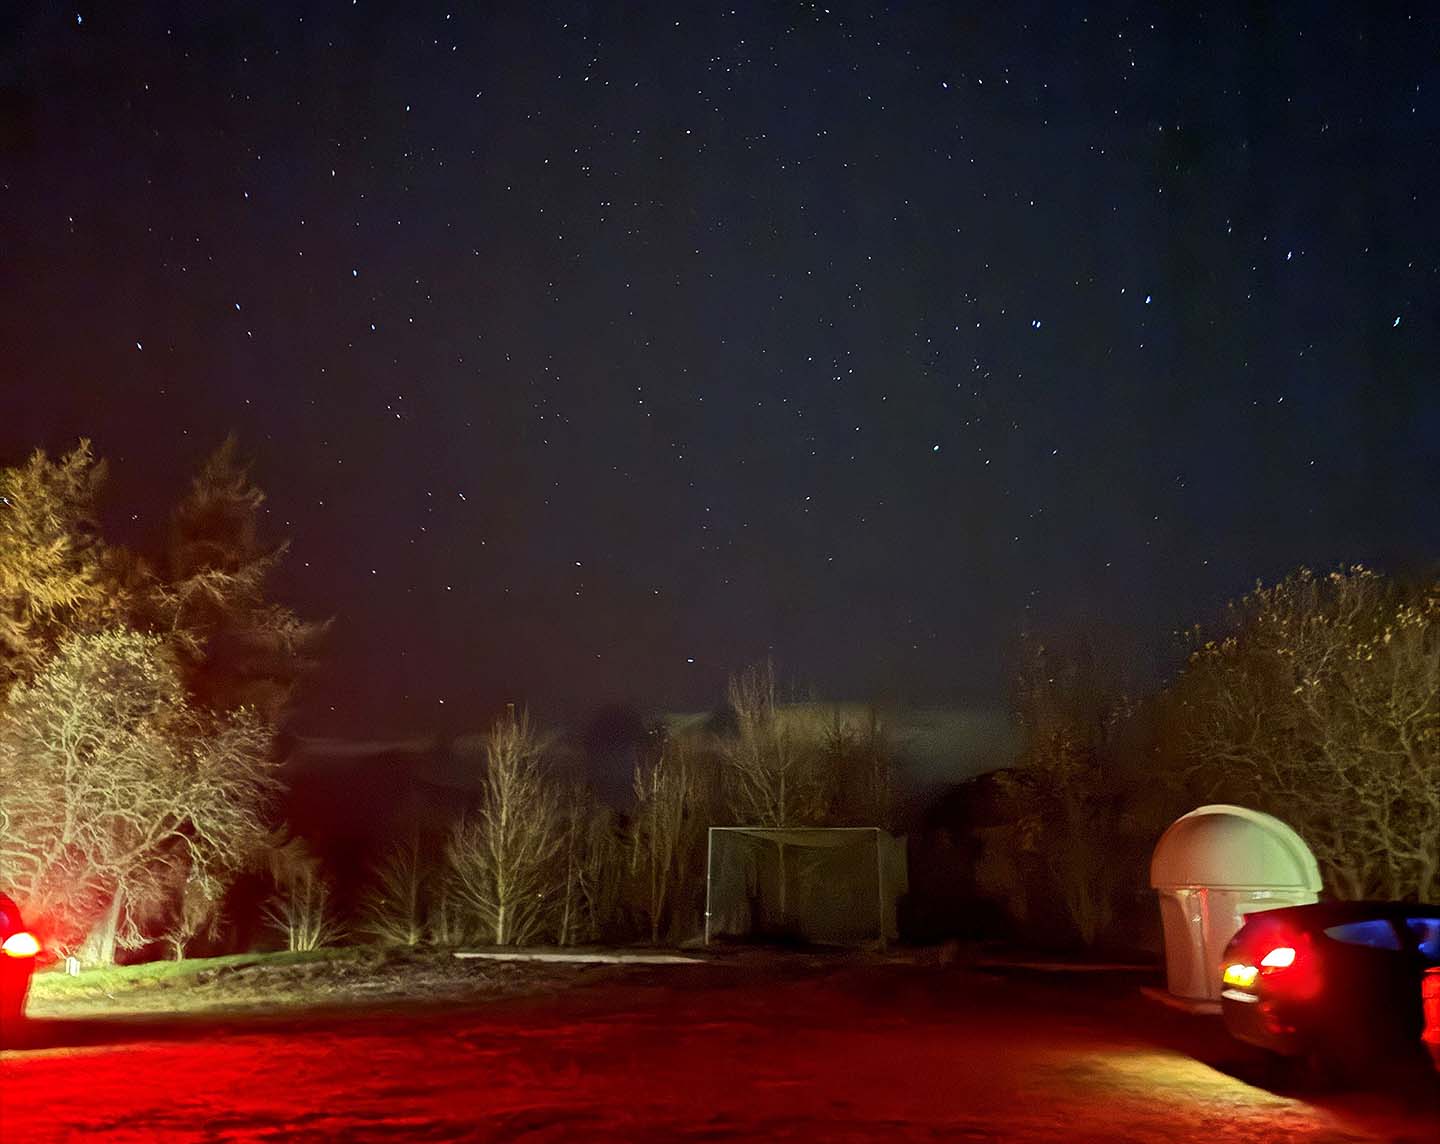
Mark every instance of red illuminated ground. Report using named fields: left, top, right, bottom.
left=3, top=957, right=1437, bottom=1142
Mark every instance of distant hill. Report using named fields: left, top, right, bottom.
left=663, top=703, right=1017, bottom=787
left=278, top=704, right=1018, bottom=846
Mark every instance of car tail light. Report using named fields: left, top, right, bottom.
left=1223, top=961, right=1259, bottom=990
left=1259, top=945, right=1296, bottom=969
left=1, top=931, right=41, bottom=958
left=1223, top=933, right=1319, bottom=999
left=1255, top=935, right=1320, bottom=1000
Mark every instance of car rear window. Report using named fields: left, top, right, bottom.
left=1323, top=919, right=1402, bottom=950
left=1407, top=917, right=1440, bottom=960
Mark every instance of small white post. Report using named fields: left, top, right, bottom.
left=703, top=826, right=714, bottom=946
left=875, top=828, right=886, bottom=952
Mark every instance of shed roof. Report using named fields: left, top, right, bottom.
left=710, top=826, right=895, bottom=849
left=1150, top=804, right=1321, bottom=892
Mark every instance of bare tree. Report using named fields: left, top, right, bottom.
left=722, top=660, right=827, bottom=828
left=426, top=869, right=470, bottom=947
left=0, top=628, right=280, bottom=961
left=1000, top=727, right=1120, bottom=946
left=359, top=838, right=428, bottom=947
left=446, top=710, right=563, bottom=946
left=823, top=708, right=896, bottom=827
left=1179, top=567, right=1440, bottom=900
left=160, top=869, right=225, bottom=960
left=265, top=865, right=343, bottom=952
left=556, top=786, right=623, bottom=946
left=630, top=738, right=704, bottom=944
left=996, top=639, right=1130, bottom=947
left=1339, top=594, right=1440, bottom=899
left=717, top=662, right=829, bottom=933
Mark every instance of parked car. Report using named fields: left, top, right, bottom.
left=1220, top=900, right=1440, bottom=1081
left=1, top=892, right=41, bottom=1046
left=1425, top=967, right=1440, bottom=1071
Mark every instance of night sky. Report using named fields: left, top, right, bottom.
left=4, top=3, right=1438, bottom=738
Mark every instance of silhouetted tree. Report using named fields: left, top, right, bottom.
left=997, top=638, right=1128, bottom=947
left=152, top=437, right=323, bottom=720
left=822, top=708, right=897, bottom=828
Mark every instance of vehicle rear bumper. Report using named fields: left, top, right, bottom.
left=1221, top=991, right=1302, bottom=1056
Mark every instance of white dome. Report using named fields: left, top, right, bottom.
left=1150, top=804, right=1321, bottom=892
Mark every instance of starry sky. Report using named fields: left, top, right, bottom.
left=3, top=2, right=1438, bottom=738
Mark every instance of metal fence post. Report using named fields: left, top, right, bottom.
left=704, top=827, right=714, bottom=946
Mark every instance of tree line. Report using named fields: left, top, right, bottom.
left=5, top=439, right=1432, bottom=962
left=998, top=566, right=1440, bottom=948
left=0, top=449, right=896, bottom=962
left=348, top=660, right=898, bottom=953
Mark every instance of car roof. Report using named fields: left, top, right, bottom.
left=1242, top=900, right=1440, bottom=930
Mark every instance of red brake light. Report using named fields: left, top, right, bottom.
left=1222, top=935, right=1310, bottom=998
left=2, top=930, right=41, bottom=958
left=1259, top=945, right=1296, bottom=969
left=1252, top=933, right=1320, bottom=1000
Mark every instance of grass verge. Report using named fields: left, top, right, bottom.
left=24, top=946, right=602, bottom=1019
left=30, top=948, right=350, bottom=1003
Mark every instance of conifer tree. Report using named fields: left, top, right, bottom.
left=152, top=437, right=323, bottom=719
left=0, top=441, right=119, bottom=693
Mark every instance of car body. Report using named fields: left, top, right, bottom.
left=1426, top=966, right=1440, bottom=1070
left=1220, top=900, right=1440, bottom=1075
left=0, top=892, right=41, bottom=1044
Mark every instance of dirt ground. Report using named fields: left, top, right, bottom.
left=3, top=954, right=1437, bottom=1142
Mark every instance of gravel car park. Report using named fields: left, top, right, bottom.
left=4, top=954, right=1438, bottom=1141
